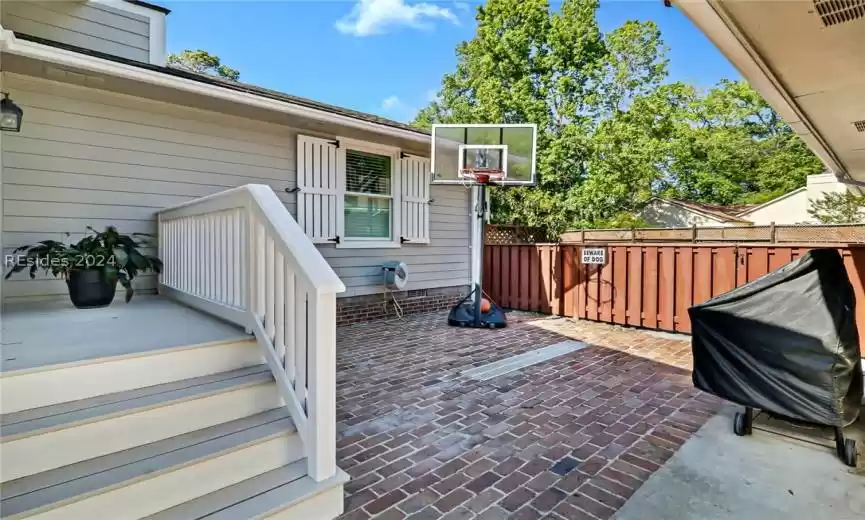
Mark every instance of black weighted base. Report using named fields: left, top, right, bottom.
left=447, top=292, right=507, bottom=329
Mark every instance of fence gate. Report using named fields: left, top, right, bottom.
left=484, top=244, right=865, bottom=344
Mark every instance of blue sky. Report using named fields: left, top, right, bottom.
left=162, top=1, right=740, bottom=122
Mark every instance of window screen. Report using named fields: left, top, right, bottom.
left=344, top=149, right=392, bottom=239
left=346, top=150, right=391, bottom=195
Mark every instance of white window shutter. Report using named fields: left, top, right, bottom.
left=399, top=155, right=431, bottom=244
left=296, top=135, right=341, bottom=244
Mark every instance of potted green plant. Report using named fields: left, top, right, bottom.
left=5, top=226, right=163, bottom=308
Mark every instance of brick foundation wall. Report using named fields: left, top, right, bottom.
left=337, top=285, right=469, bottom=325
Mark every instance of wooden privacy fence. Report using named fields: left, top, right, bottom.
left=483, top=243, right=865, bottom=337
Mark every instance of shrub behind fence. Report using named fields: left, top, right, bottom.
left=557, top=223, right=865, bottom=244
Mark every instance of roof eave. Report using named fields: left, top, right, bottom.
left=0, top=30, right=429, bottom=145
left=655, top=198, right=750, bottom=224
left=124, top=0, right=171, bottom=15
left=735, top=187, right=806, bottom=217
left=670, top=0, right=848, bottom=181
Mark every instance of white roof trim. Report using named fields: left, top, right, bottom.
left=735, top=187, right=806, bottom=217
left=0, top=29, right=428, bottom=145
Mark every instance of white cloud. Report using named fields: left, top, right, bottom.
left=382, top=96, right=402, bottom=110
left=380, top=95, right=420, bottom=122
left=336, top=0, right=458, bottom=37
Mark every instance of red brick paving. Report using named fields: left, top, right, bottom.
left=336, top=311, right=721, bottom=519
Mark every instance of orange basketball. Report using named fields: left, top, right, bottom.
left=480, top=298, right=492, bottom=312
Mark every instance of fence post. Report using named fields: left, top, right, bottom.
left=630, top=228, right=636, bottom=242
left=556, top=245, right=564, bottom=315
left=769, top=221, right=776, bottom=243
left=691, top=224, right=698, bottom=243
left=579, top=229, right=585, bottom=243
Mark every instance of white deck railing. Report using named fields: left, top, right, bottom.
left=157, top=184, right=345, bottom=482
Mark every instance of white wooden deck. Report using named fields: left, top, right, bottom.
left=1, top=296, right=249, bottom=372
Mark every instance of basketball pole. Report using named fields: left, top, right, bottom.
left=472, top=182, right=488, bottom=327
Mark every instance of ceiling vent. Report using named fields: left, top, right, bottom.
left=813, top=0, right=865, bottom=26
left=855, top=120, right=865, bottom=132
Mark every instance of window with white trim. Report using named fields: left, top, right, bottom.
left=296, top=134, right=430, bottom=248
left=344, top=149, right=393, bottom=240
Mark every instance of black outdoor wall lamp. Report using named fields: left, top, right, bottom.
left=1, top=92, right=24, bottom=132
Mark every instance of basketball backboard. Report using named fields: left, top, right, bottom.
left=431, top=124, right=537, bottom=185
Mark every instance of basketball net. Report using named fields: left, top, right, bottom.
left=459, top=167, right=504, bottom=185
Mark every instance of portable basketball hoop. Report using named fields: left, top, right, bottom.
left=430, top=123, right=538, bottom=329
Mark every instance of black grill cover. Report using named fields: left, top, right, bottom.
left=690, top=248, right=863, bottom=427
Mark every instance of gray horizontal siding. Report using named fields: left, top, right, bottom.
left=318, top=184, right=471, bottom=297
left=1, top=73, right=470, bottom=301
left=2, top=1, right=150, bottom=62
left=1, top=73, right=293, bottom=301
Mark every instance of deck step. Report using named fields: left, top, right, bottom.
left=0, top=337, right=262, bottom=414
left=0, top=409, right=302, bottom=520
left=0, top=366, right=279, bottom=482
left=144, top=462, right=348, bottom=520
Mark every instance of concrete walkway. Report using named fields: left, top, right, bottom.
left=614, top=407, right=865, bottom=520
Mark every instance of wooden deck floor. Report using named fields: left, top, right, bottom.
left=1, top=296, right=248, bottom=372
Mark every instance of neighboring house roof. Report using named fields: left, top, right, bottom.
left=12, top=33, right=428, bottom=138
left=655, top=198, right=756, bottom=224
left=735, top=187, right=806, bottom=217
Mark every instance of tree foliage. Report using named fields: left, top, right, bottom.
left=808, top=192, right=865, bottom=224
left=413, top=0, right=824, bottom=233
left=167, top=49, right=240, bottom=81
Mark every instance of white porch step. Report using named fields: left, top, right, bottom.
left=0, top=409, right=303, bottom=520
left=0, top=366, right=279, bottom=482
left=0, top=337, right=262, bottom=414
left=144, top=462, right=348, bottom=520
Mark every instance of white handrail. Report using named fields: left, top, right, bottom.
left=157, top=184, right=344, bottom=482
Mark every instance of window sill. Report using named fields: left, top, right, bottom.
left=336, top=240, right=402, bottom=249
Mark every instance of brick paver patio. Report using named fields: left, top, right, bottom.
left=335, top=311, right=721, bottom=519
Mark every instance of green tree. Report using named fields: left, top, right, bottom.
left=808, top=192, right=865, bottom=224
left=575, top=82, right=692, bottom=226
left=593, top=20, right=669, bottom=115
left=414, top=0, right=663, bottom=235
left=664, top=80, right=822, bottom=205
left=415, top=0, right=824, bottom=233
left=167, top=49, right=240, bottom=81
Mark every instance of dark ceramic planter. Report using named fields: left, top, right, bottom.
left=66, top=269, right=117, bottom=309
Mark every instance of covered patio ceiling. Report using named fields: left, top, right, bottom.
left=672, top=0, right=865, bottom=182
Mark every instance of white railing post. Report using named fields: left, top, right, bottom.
left=295, top=283, right=308, bottom=409
left=306, top=290, right=337, bottom=482
left=157, top=213, right=165, bottom=288
left=255, top=222, right=266, bottom=320
left=246, top=212, right=256, bottom=331
left=274, top=255, right=286, bottom=363
left=284, top=270, right=296, bottom=381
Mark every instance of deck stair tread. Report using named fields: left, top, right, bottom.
left=0, top=408, right=294, bottom=518
left=0, top=365, right=272, bottom=440
left=144, top=462, right=349, bottom=520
